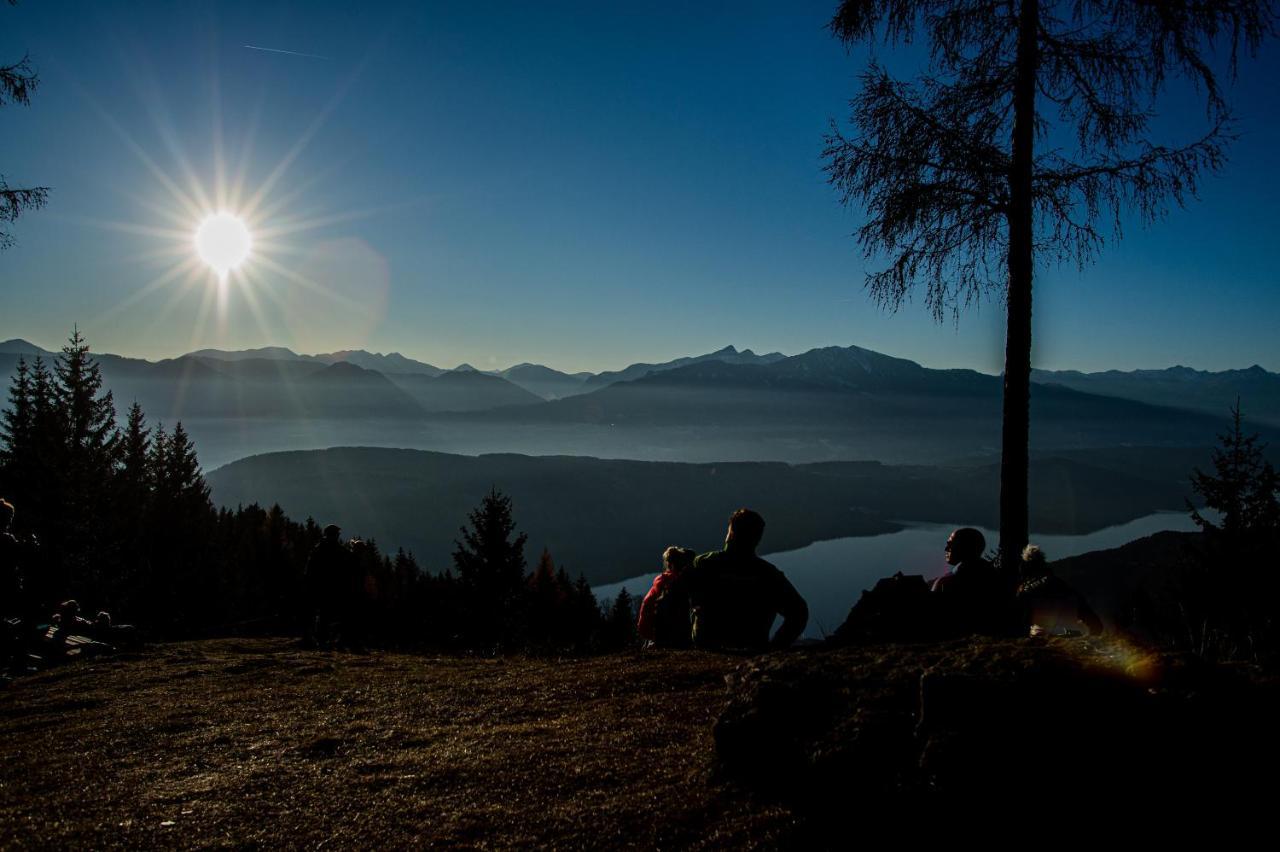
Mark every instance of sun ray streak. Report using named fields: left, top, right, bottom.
left=254, top=255, right=366, bottom=311
left=92, top=257, right=204, bottom=325
left=49, top=214, right=195, bottom=242
left=69, top=76, right=206, bottom=221
left=230, top=93, right=267, bottom=212
left=241, top=54, right=371, bottom=221
left=255, top=196, right=430, bottom=240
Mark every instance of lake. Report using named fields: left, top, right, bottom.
left=593, top=511, right=1200, bottom=640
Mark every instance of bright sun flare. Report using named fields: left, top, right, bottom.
left=194, top=212, right=252, bottom=277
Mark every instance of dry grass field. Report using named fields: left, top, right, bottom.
left=0, top=640, right=799, bottom=849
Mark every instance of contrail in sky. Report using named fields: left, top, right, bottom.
left=244, top=44, right=330, bottom=60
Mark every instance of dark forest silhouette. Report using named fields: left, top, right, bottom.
left=0, top=331, right=637, bottom=655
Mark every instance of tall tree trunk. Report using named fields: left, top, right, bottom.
left=1000, top=0, right=1038, bottom=564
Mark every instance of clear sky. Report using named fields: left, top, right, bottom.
left=1, top=0, right=1277, bottom=374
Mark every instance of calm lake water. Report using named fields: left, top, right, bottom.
left=593, top=511, right=1200, bottom=640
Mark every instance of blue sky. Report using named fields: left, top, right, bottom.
left=1, top=0, right=1277, bottom=374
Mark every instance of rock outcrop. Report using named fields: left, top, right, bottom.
left=714, top=637, right=1280, bottom=807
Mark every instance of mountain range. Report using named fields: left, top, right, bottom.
left=1032, top=365, right=1280, bottom=425
left=2, top=338, right=1275, bottom=468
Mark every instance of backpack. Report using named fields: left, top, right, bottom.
left=652, top=579, right=692, bottom=648
left=830, top=572, right=935, bottom=645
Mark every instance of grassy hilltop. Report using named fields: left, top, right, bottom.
left=4, top=634, right=1279, bottom=846
left=0, top=641, right=793, bottom=849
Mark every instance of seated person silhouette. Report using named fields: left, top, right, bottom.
left=686, top=509, right=808, bottom=652
left=930, top=527, right=1010, bottom=636
left=637, top=546, right=695, bottom=648
left=1016, top=545, right=1103, bottom=636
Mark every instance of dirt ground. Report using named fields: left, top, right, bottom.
left=0, top=640, right=800, bottom=849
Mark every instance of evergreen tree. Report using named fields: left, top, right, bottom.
left=119, top=403, right=151, bottom=495
left=1148, top=402, right=1280, bottom=660
left=46, top=331, right=121, bottom=603
left=1190, top=402, right=1280, bottom=543
left=148, top=423, right=170, bottom=492
left=601, top=588, right=639, bottom=651
left=112, top=402, right=152, bottom=607
left=56, top=327, right=119, bottom=473
left=452, top=488, right=529, bottom=650
left=0, top=356, right=32, bottom=497
left=570, top=574, right=603, bottom=653
left=526, top=547, right=562, bottom=649
left=823, top=0, right=1276, bottom=562
left=157, top=422, right=211, bottom=511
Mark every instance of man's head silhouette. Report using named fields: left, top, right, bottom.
left=725, top=508, right=765, bottom=552
left=944, top=527, right=985, bottom=566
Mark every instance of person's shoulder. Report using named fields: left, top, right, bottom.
left=693, top=550, right=725, bottom=568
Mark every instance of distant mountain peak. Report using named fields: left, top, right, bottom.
left=452, top=363, right=479, bottom=373
left=0, top=339, right=51, bottom=355
left=189, top=346, right=305, bottom=362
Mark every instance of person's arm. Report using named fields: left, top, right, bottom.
left=769, top=572, right=809, bottom=650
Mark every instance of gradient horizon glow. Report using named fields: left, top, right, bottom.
left=0, top=1, right=1277, bottom=374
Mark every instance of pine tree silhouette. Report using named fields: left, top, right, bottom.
left=1190, top=401, right=1280, bottom=543
left=452, top=488, right=529, bottom=650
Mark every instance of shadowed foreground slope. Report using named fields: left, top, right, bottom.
left=0, top=641, right=792, bottom=849
left=5, top=637, right=1277, bottom=846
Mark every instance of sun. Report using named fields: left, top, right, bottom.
left=194, top=212, right=252, bottom=277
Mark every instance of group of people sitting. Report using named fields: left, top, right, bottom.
left=5, top=487, right=1103, bottom=665
left=636, top=509, right=1101, bottom=651
left=2, top=498, right=137, bottom=673
left=637, top=509, right=809, bottom=652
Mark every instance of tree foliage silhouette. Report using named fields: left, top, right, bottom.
left=1189, top=401, right=1280, bottom=543
left=452, top=488, right=530, bottom=649
left=1140, top=403, right=1280, bottom=660
left=823, top=0, right=1276, bottom=561
left=1, top=1, right=49, bottom=250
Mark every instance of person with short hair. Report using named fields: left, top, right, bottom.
left=686, top=509, right=808, bottom=652
left=637, top=546, right=696, bottom=648
left=931, top=527, right=1011, bottom=635
left=1016, top=545, right=1103, bottom=637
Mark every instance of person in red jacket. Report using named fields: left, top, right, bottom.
left=637, top=546, right=696, bottom=648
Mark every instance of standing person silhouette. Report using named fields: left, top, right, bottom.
left=686, top=509, right=808, bottom=652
